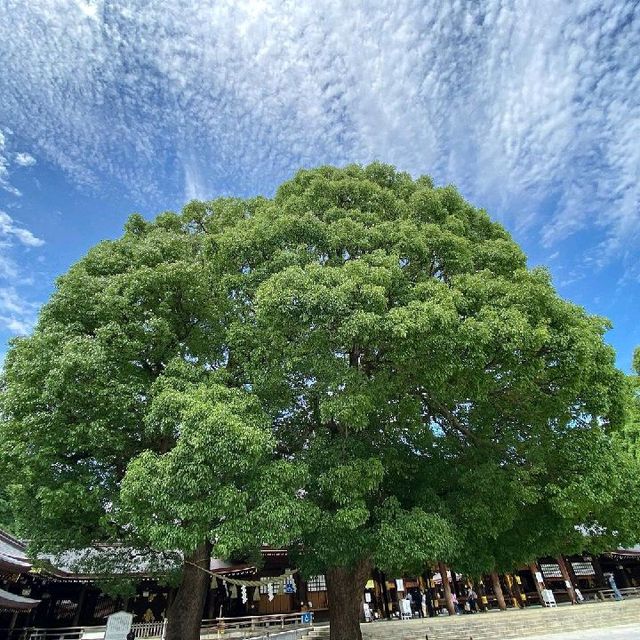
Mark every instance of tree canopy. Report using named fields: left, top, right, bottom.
left=1, top=163, right=636, bottom=640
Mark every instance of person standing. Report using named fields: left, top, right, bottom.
left=420, top=590, right=428, bottom=618
left=409, top=589, right=421, bottom=617
left=608, top=574, right=623, bottom=601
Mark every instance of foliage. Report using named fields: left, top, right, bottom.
left=0, top=487, right=15, bottom=533
left=0, top=163, right=634, bottom=605
left=211, top=163, right=630, bottom=577
left=0, top=207, right=300, bottom=570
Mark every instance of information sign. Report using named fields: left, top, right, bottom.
left=105, top=611, right=133, bottom=640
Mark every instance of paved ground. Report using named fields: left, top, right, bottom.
left=526, top=625, right=640, bottom=639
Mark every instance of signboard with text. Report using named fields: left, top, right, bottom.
left=105, top=611, right=133, bottom=640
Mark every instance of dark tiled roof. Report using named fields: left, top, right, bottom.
left=0, top=586, right=40, bottom=611
left=0, top=529, right=31, bottom=574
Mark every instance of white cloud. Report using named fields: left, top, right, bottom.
left=0, top=210, right=44, bottom=247
left=14, top=152, right=36, bottom=167
left=0, top=0, right=637, bottom=267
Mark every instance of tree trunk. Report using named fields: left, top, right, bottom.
left=438, top=562, right=456, bottom=616
left=326, top=560, right=372, bottom=640
left=166, top=540, right=212, bottom=640
left=491, top=572, right=507, bottom=610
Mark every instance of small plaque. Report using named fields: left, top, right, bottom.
left=105, top=611, right=134, bottom=640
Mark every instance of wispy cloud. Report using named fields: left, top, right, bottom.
left=0, top=211, right=44, bottom=248
left=0, top=127, right=38, bottom=196
left=0, top=127, right=44, bottom=334
left=183, top=156, right=209, bottom=202
left=0, top=287, right=39, bottom=335
left=0, top=0, right=637, bottom=266
left=0, top=130, right=21, bottom=196
left=0, top=209, right=43, bottom=334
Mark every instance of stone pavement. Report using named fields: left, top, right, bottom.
left=527, top=624, right=640, bottom=639
left=307, top=598, right=640, bottom=640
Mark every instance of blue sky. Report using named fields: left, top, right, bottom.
left=0, top=0, right=638, bottom=370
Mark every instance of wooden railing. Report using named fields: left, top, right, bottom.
left=7, top=621, right=167, bottom=640
left=10, top=611, right=314, bottom=640
left=200, top=612, right=314, bottom=639
left=597, top=586, right=640, bottom=600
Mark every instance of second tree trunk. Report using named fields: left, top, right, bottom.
left=326, top=560, right=372, bottom=640
left=438, top=562, right=456, bottom=616
left=165, top=540, right=212, bottom=640
left=491, top=571, right=507, bottom=610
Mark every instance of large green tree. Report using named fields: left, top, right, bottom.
left=0, top=164, right=632, bottom=640
left=0, top=210, right=304, bottom=640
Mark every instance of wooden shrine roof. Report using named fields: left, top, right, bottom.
left=0, top=586, right=40, bottom=612
left=0, top=529, right=32, bottom=574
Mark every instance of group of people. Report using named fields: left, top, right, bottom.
left=401, top=585, right=479, bottom=617
left=450, top=586, right=479, bottom=614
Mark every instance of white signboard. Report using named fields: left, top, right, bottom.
left=105, top=611, right=133, bottom=640
left=542, top=589, right=557, bottom=607
left=395, top=579, right=404, bottom=592
left=535, top=571, right=544, bottom=583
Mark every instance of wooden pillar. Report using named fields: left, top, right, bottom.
left=378, top=571, right=391, bottom=618
left=438, top=562, right=456, bottom=616
left=8, top=611, right=18, bottom=632
left=591, top=556, right=607, bottom=588
left=529, top=562, right=546, bottom=605
left=46, top=596, right=57, bottom=622
left=451, top=570, right=460, bottom=597
left=206, top=579, right=217, bottom=619
left=73, top=584, right=89, bottom=625
left=422, top=570, right=436, bottom=617
left=565, top=558, right=580, bottom=587
left=556, top=556, right=577, bottom=604
left=504, top=574, right=518, bottom=608
left=296, top=574, right=308, bottom=612
left=491, top=572, right=507, bottom=610
left=616, top=563, right=631, bottom=588
left=505, top=573, right=524, bottom=608
left=475, top=579, right=488, bottom=612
